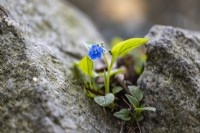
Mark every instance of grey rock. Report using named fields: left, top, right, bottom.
left=138, top=25, right=200, bottom=133
left=0, top=0, right=119, bottom=133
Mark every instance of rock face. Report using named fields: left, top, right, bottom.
left=138, top=25, right=200, bottom=133
left=0, top=0, right=119, bottom=133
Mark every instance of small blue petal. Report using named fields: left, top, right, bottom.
left=97, top=53, right=102, bottom=58
left=91, top=45, right=97, bottom=50
left=88, top=51, right=93, bottom=57
left=91, top=55, right=96, bottom=60
left=98, top=47, right=103, bottom=53
left=88, top=44, right=104, bottom=60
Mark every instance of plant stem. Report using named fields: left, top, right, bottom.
left=84, top=75, right=88, bottom=88
left=103, top=54, right=109, bottom=68
left=106, top=66, right=111, bottom=93
left=91, top=77, right=97, bottom=90
left=103, top=54, right=117, bottom=94
left=88, top=76, right=92, bottom=89
left=106, top=58, right=116, bottom=93
left=103, top=54, right=109, bottom=93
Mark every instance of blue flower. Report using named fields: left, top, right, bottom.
left=88, top=45, right=104, bottom=60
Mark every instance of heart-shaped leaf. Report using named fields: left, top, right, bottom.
left=113, top=109, right=131, bottom=121
left=128, top=86, right=143, bottom=101
left=79, top=55, right=94, bottom=76
left=94, top=93, right=115, bottom=107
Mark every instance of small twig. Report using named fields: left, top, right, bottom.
left=119, top=121, right=126, bottom=133
left=103, top=107, right=107, bottom=114
left=122, top=98, right=132, bottom=109
left=131, top=112, right=142, bottom=133
left=136, top=120, right=142, bottom=133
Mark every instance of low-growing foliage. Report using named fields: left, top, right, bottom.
left=74, top=38, right=156, bottom=130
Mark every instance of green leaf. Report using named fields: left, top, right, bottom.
left=94, top=93, right=115, bottom=107
left=128, top=86, right=143, bottom=101
left=111, top=38, right=149, bottom=58
left=125, top=94, right=139, bottom=108
left=135, top=107, right=156, bottom=112
left=113, top=109, right=131, bottom=121
left=112, top=86, right=123, bottom=94
left=79, top=56, right=94, bottom=76
left=94, top=68, right=125, bottom=78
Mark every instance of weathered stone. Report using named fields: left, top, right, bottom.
left=138, top=25, right=200, bottom=133
left=0, top=0, right=119, bottom=133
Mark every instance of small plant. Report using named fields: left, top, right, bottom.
left=74, top=38, right=156, bottom=130
left=113, top=85, right=156, bottom=121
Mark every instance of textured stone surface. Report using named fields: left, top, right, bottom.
left=138, top=25, right=200, bottom=133
left=0, top=0, right=119, bottom=133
